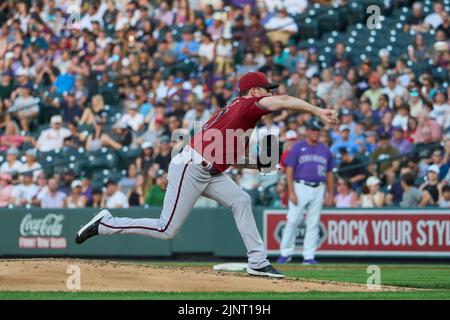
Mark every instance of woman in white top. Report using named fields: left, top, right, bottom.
left=360, top=176, right=385, bottom=208
left=64, top=180, right=88, bottom=208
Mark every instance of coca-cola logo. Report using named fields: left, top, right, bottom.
left=20, top=214, right=64, bottom=236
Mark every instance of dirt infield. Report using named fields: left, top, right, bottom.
left=0, top=259, right=412, bottom=292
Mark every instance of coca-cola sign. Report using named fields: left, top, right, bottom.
left=20, top=214, right=64, bottom=237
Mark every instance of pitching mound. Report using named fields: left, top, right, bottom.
left=0, top=259, right=410, bottom=292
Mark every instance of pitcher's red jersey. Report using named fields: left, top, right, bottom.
left=189, top=96, right=271, bottom=173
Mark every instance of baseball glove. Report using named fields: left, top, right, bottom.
left=256, top=134, right=283, bottom=173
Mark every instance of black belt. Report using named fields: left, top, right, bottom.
left=295, top=180, right=323, bottom=188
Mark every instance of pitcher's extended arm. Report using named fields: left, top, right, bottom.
left=257, top=95, right=339, bottom=125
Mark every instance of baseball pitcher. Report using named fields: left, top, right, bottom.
left=75, top=72, right=338, bottom=278
left=277, top=119, right=334, bottom=265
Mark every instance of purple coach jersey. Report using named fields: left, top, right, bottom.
left=284, top=140, right=334, bottom=183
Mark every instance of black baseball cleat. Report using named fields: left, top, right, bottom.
left=247, top=264, right=285, bottom=278
left=75, top=209, right=110, bottom=244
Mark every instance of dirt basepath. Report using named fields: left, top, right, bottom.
left=0, top=259, right=412, bottom=292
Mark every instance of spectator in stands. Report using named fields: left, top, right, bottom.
left=362, top=74, right=383, bottom=110
left=331, top=42, right=352, bottom=67
left=128, top=174, right=145, bottom=207
left=19, top=149, right=42, bottom=182
left=0, top=71, right=14, bottom=101
left=243, top=13, right=268, bottom=47
left=136, top=141, right=155, bottom=174
left=36, top=115, right=71, bottom=152
left=100, top=121, right=132, bottom=151
left=64, top=180, right=88, bottom=208
left=325, top=69, right=353, bottom=108
left=0, top=147, right=22, bottom=175
left=392, top=103, right=410, bottom=131
left=183, top=101, right=211, bottom=133
left=0, top=173, right=13, bottom=207
left=400, top=172, right=423, bottom=208
left=373, top=94, right=392, bottom=123
left=62, top=92, right=83, bottom=124
left=91, top=188, right=103, bottom=208
left=59, top=169, right=76, bottom=196
left=119, top=163, right=139, bottom=195
left=39, top=177, right=66, bottom=208
left=404, top=2, right=429, bottom=34
left=80, top=177, right=92, bottom=205
left=390, top=126, right=412, bottom=156
left=334, top=177, right=358, bottom=208
left=408, top=34, right=432, bottom=64
left=337, top=147, right=368, bottom=190
left=154, top=135, right=172, bottom=171
left=376, top=112, right=395, bottom=138
left=10, top=83, right=39, bottom=132
left=79, top=94, right=106, bottom=126
left=11, top=171, right=38, bottom=207
left=331, top=125, right=360, bottom=156
left=120, top=101, right=145, bottom=132
left=33, top=172, right=48, bottom=206
left=72, top=75, right=89, bottom=107
left=430, top=90, right=449, bottom=127
left=419, top=164, right=441, bottom=206
left=370, top=132, right=400, bottom=175
left=86, top=118, right=106, bottom=152
left=428, top=149, right=449, bottom=181
left=383, top=75, right=405, bottom=107
left=52, top=65, right=75, bottom=95
left=280, top=130, right=299, bottom=171
left=415, top=111, right=442, bottom=142
left=103, top=179, right=129, bottom=209
left=436, top=10, right=450, bottom=39
left=424, top=1, right=445, bottom=29
left=264, top=6, right=298, bottom=45
left=0, top=121, right=35, bottom=152
left=360, top=176, right=385, bottom=208
left=145, top=171, right=168, bottom=206
left=439, top=185, right=450, bottom=208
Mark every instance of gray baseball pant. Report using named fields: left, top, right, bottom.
left=98, top=148, right=270, bottom=269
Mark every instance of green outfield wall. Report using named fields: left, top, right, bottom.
left=0, top=208, right=449, bottom=258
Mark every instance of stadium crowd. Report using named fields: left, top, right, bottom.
left=0, top=0, right=449, bottom=209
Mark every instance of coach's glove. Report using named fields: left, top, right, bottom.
left=257, top=134, right=283, bottom=174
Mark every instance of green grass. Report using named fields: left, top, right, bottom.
left=282, top=265, right=450, bottom=289
left=1, top=290, right=449, bottom=300
left=1, top=261, right=450, bottom=300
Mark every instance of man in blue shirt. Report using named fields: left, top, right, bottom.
left=53, top=67, right=76, bottom=95
left=173, top=29, right=200, bottom=62
left=331, top=124, right=361, bottom=156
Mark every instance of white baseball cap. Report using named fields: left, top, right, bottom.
left=71, top=180, right=82, bottom=189
left=285, top=130, right=298, bottom=141
left=427, top=164, right=440, bottom=174
left=142, top=141, right=154, bottom=149
left=366, top=176, right=381, bottom=187
left=379, top=48, right=390, bottom=58
left=51, top=115, right=63, bottom=124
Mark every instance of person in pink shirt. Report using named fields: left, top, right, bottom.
left=0, top=121, right=35, bottom=152
left=0, top=173, right=13, bottom=207
left=414, top=110, right=442, bottom=143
